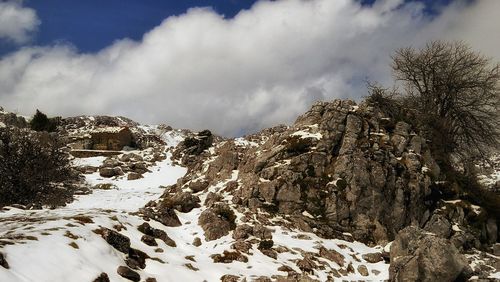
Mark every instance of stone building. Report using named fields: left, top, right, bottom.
left=90, top=127, right=133, bottom=151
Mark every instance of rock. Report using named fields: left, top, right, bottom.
left=189, top=180, right=210, bottom=193
left=211, top=250, right=248, bottom=263
left=92, top=272, right=110, bottom=282
left=180, top=130, right=213, bottom=157
left=117, top=266, right=140, bottom=282
left=198, top=203, right=236, bottom=241
left=424, top=213, right=452, bottom=238
left=493, top=243, right=500, bottom=256
left=155, top=208, right=182, bottom=227
left=231, top=240, right=252, bottom=253
left=102, top=159, right=121, bottom=168
left=127, top=172, right=143, bottom=180
left=160, top=192, right=200, bottom=213
left=126, top=248, right=149, bottom=270
left=145, top=278, right=157, bottom=282
left=253, top=224, right=273, bottom=240
left=101, top=228, right=130, bottom=254
left=99, top=167, right=117, bottom=178
left=141, top=235, right=157, bottom=246
left=220, top=274, right=240, bottom=282
left=258, top=239, right=274, bottom=250
left=260, top=248, right=278, bottom=259
left=233, top=224, right=253, bottom=240
left=204, top=192, right=223, bottom=208
left=357, top=265, right=369, bottom=276
left=319, top=247, right=344, bottom=267
left=390, top=226, right=467, bottom=282
left=93, top=183, right=116, bottom=190
left=192, top=237, right=202, bottom=247
left=0, top=252, right=9, bottom=269
left=486, top=218, right=498, bottom=244
left=297, top=255, right=316, bottom=273
left=362, top=252, right=383, bottom=263
left=137, top=222, right=176, bottom=247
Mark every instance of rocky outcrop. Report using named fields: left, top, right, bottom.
left=389, top=226, right=468, bottom=282
left=172, top=100, right=439, bottom=244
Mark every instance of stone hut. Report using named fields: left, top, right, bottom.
left=90, top=127, right=133, bottom=151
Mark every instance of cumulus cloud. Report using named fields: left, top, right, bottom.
left=0, top=0, right=498, bottom=136
left=0, top=0, right=40, bottom=44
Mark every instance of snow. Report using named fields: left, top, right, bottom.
left=234, top=137, right=259, bottom=148
left=0, top=121, right=5, bottom=128
left=0, top=129, right=393, bottom=282
left=89, top=126, right=127, bottom=133
left=0, top=138, right=187, bottom=282
left=291, top=130, right=322, bottom=140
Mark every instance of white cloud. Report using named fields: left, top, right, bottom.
left=0, top=1, right=40, bottom=44
left=0, top=0, right=498, bottom=136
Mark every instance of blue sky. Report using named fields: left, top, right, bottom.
left=0, top=0, right=454, bottom=56
left=0, top=0, right=498, bottom=136
left=0, top=0, right=260, bottom=56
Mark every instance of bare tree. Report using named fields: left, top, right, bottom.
left=391, top=41, right=500, bottom=168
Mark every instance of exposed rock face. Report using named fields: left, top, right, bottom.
left=173, top=100, right=439, bottom=244
left=389, top=226, right=467, bottom=282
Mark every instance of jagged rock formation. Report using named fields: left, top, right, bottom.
left=159, top=99, right=499, bottom=280
left=170, top=100, right=440, bottom=244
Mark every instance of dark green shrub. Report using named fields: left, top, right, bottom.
left=0, top=127, right=77, bottom=208
left=30, top=109, right=59, bottom=132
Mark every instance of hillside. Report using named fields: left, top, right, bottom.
left=0, top=100, right=499, bottom=282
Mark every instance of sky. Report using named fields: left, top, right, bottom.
left=0, top=0, right=498, bottom=136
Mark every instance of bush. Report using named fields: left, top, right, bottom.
left=0, top=127, right=77, bottom=208
left=30, top=109, right=59, bottom=132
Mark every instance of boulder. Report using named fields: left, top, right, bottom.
left=155, top=208, right=182, bottom=227
left=127, top=172, right=143, bottom=180
left=117, top=266, right=140, bottom=282
left=198, top=203, right=236, bottom=241
left=101, top=228, right=130, bottom=254
left=137, top=222, right=176, bottom=247
left=99, top=167, right=117, bottom=178
left=390, top=226, right=467, bottom=282
left=160, top=191, right=200, bottom=213
left=126, top=248, right=149, bottom=270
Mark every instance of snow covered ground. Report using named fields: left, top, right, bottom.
left=0, top=130, right=390, bottom=282
left=0, top=149, right=186, bottom=282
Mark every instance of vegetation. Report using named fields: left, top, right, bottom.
left=365, top=40, right=500, bottom=214
left=368, top=41, right=500, bottom=171
left=0, top=127, right=77, bottom=208
left=30, top=109, right=60, bottom=132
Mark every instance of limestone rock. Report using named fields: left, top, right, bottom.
left=389, top=226, right=467, bottom=282
left=198, top=203, right=236, bottom=241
